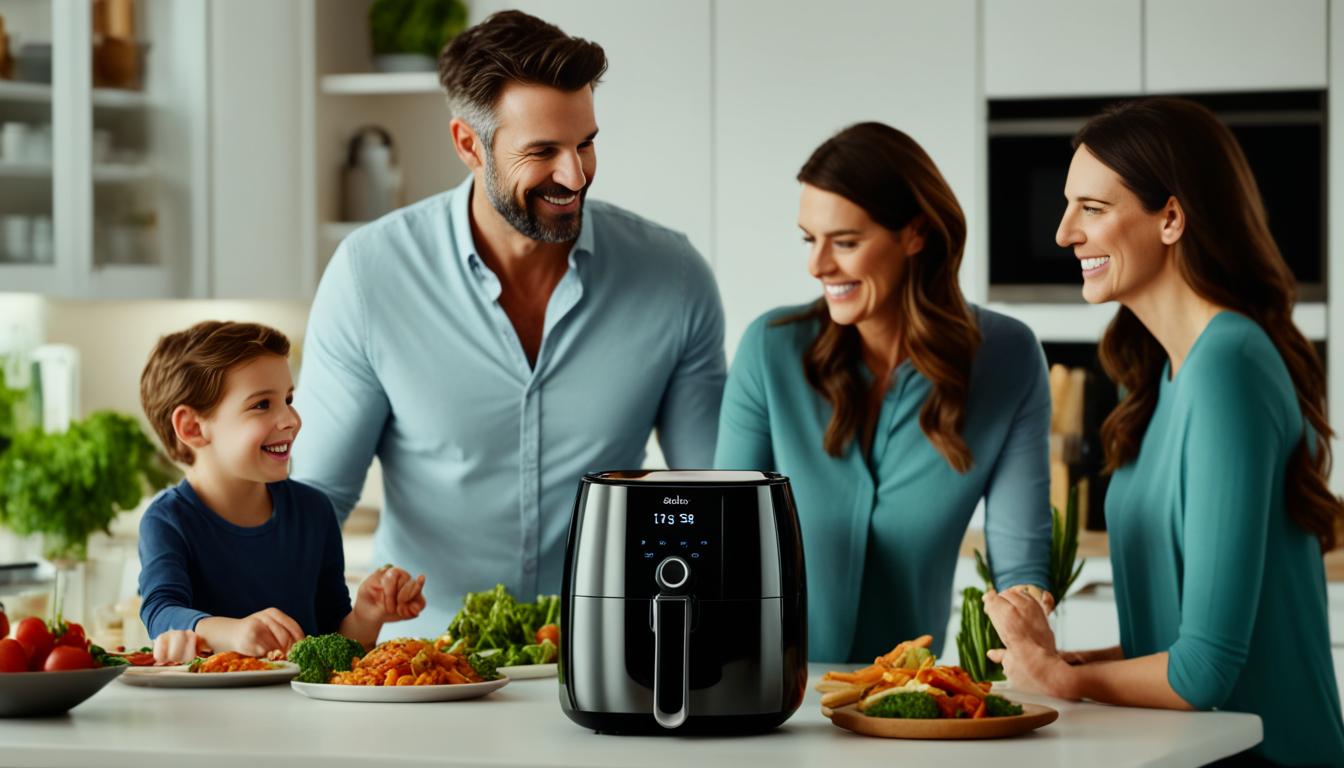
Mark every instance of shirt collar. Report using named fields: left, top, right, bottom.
left=449, top=175, right=596, bottom=273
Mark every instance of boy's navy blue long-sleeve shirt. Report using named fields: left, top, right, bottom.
left=138, top=479, right=351, bottom=638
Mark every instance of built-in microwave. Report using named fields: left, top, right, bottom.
left=987, top=91, right=1325, bottom=302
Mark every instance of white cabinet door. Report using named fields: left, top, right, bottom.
left=1145, top=0, right=1327, bottom=93
left=207, top=0, right=304, bottom=299
left=467, top=1, right=713, bottom=260
left=984, top=0, right=1142, bottom=98
left=714, top=0, right=981, bottom=355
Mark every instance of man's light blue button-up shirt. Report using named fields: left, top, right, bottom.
left=293, top=177, right=726, bottom=638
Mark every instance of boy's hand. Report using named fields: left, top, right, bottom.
left=152, top=630, right=209, bottom=664
left=355, top=566, right=426, bottom=623
left=199, top=608, right=305, bottom=657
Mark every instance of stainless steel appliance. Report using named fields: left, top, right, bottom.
left=559, top=470, right=807, bottom=734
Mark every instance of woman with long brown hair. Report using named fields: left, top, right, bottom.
left=715, top=122, right=1053, bottom=663
left=983, top=97, right=1344, bottom=767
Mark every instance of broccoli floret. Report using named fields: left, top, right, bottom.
left=288, top=633, right=365, bottom=684
left=863, top=691, right=940, bottom=719
left=467, top=651, right=501, bottom=681
left=984, top=694, right=1024, bottom=717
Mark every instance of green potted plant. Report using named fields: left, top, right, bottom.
left=0, top=411, right=177, bottom=619
left=956, top=484, right=1085, bottom=682
left=369, top=0, right=469, bottom=73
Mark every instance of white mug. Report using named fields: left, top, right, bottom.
left=2, top=215, right=31, bottom=261
left=0, top=122, right=29, bottom=164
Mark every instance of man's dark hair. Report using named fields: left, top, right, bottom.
left=437, top=10, right=607, bottom=148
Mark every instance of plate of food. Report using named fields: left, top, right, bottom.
left=436, top=584, right=560, bottom=678
left=288, top=636, right=509, bottom=703
left=119, top=652, right=299, bottom=688
left=818, top=635, right=1057, bottom=740
left=497, top=662, right=557, bottom=680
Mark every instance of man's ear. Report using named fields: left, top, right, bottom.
left=450, top=118, right=486, bottom=173
left=1160, top=195, right=1186, bottom=246
left=172, top=405, right=210, bottom=451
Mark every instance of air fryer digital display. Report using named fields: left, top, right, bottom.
left=625, top=488, right=723, bottom=600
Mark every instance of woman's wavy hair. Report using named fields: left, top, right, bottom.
left=1079, top=97, right=1342, bottom=551
left=784, top=122, right=980, bottom=472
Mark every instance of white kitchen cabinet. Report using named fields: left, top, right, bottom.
left=0, top=0, right=207, bottom=298
left=206, top=0, right=304, bottom=299
left=987, top=0, right=1327, bottom=98
left=983, top=0, right=1142, bottom=98
left=714, top=0, right=981, bottom=353
left=1145, top=0, right=1327, bottom=94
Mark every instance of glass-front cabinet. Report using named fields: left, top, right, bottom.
left=0, top=0, right=205, bottom=297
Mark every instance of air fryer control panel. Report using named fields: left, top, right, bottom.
left=624, top=487, right=723, bottom=600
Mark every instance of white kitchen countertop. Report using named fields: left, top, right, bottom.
left=0, top=665, right=1261, bottom=768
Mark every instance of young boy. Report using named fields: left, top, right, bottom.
left=137, top=321, right=425, bottom=662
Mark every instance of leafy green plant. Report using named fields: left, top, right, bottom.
left=955, top=485, right=1085, bottom=682
left=0, top=411, right=178, bottom=563
left=370, top=0, right=468, bottom=58
left=1050, top=484, right=1085, bottom=605
left=0, top=364, right=32, bottom=448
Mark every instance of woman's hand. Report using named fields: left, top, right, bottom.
left=1060, top=646, right=1125, bottom=665
left=982, top=588, right=1077, bottom=699
left=1004, top=583, right=1056, bottom=615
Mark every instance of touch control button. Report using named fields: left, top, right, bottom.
left=655, top=556, right=690, bottom=590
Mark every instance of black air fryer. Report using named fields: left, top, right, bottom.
left=559, top=470, right=806, bottom=734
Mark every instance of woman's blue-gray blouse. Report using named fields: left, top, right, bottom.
left=715, top=304, right=1052, bottom=662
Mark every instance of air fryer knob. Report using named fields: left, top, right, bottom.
left=655, top=556, right=690, bottom=591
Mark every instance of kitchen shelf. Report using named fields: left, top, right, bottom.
left=320, top=72, right=441, bottom=95
left=0, top=80, right=149, bottom=108
left=0, top=162, right=153, bottom=182
left=93, top=163, right=154, bottom=183
left=0, top=162, right=54, bottom=180
left=989, top=301, right=1328, bottom=343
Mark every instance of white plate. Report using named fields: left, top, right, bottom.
left=497, top=663, right=557, bottom=680
left=119, top=661, right=299, bottom=688
left=290, top=676, right=510, bottom=703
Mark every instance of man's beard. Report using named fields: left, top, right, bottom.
left=483, top=154, right=585, bottom=244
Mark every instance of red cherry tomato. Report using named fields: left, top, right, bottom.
left=535, top=623, right=560, bottom=647
left=55, top=622, right=86, bottom=650
left=0, top=638, right=26, bottom=672
left=43, top=645, right=94, bottom=671
left=14, top=616, right=53, bottom=670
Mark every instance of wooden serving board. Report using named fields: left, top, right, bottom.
left=828, top=701, right=1058, bottom=739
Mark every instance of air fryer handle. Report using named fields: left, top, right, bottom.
left=652, top=593, right=690, bottom=729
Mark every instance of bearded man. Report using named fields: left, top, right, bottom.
left=293, top=10, right=725, bottom=637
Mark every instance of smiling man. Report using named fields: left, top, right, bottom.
left=293, top=11, right=726, bottom=637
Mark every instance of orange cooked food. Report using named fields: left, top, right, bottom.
left=192, top=651, right=273, bottom=673
left=331, top=638, right=483, bottom=686
left=816, top=636, right=1005, bottom=719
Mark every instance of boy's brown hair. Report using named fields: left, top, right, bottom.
left=140, top=321, right=290, bottom=465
